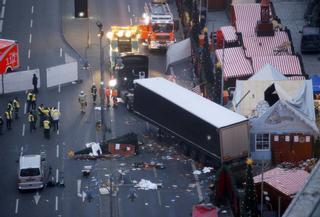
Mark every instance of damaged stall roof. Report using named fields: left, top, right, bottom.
left=134, top=77, right=247, bottom=128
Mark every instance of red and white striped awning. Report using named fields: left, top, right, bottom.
left=252, top=55, right=302, bottom=76
left=288, top=76, right=306, bottom=80
left=254, top=167, right=309, bottom=196
left=243, top=31, right=292, bottom=57
left=220, top=26, right=238, bottom=43
left=215, top=47, right=254, bottom=79
left=233, top=3, right=261, bottom=21
left=235, top=20, right=257, bottom=37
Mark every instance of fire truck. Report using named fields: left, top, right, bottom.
left=106, top=26, right=140, bottom=68
left=0, top=39, right=19, bottom=74
left=139, top=0, right=175, bottom=49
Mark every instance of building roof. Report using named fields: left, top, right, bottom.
left=282, top=160, right=320, bottom=217
left=254, top=167, right=309, bottom=197
left=134, top=77, right=248, bottom=128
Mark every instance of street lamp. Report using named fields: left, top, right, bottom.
left=96, top=21, right=106, bottom=143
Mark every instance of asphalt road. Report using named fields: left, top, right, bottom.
left=0, top=0, right=207, bottom=217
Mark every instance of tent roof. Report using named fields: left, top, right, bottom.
left=249, top=64, right=287, bottom=81
left=135, top=77, right=247, bottom=128
left=166, top=38, right=191, bottom=70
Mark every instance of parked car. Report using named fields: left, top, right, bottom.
left=300, top=26, right=320, bottom=53
left=18, top=155, right=45, bottom=191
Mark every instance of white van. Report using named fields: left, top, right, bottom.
left=18, top=155, right=45, bottom=190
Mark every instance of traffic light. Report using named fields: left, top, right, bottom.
left=74, top=0, right=88, bottom=18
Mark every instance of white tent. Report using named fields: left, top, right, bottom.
left=166, top=38, right=191, bottom=71
left=249, top=64, right=287, bottom=81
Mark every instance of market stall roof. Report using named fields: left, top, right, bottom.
left=134, top=77, right=248, bottom=128
left=311, top=75, right=320, bottom=93
left=215, top=47, right=253, bottom=79
left=220, top=26, right=238, bottom=43
left=166, top=38, right=191, bottom=71
left=254, top=167, right=309, bottom=197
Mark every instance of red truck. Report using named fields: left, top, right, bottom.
left=0, top=39, right=19, bottom=74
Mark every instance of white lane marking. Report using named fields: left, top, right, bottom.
left=20, top=146, right=23, bottom=156
left=30, top=19, right=33, bottom=28
left=153, top=168, right=158, bottom=178
left=56, top=169, right=59, bottom=183
left=31, top=5, right=34, bottom=14
left=77, top=180, right=82, bottom=197
left=59, top=48, right=62, bottom=57
left=22, top=124, right=25, bottom=136
left=127, top=5, right=130, bottom=13
left=0, top=20, right=3, bottom=32
left=157, top=190, right=162, bottom=206
left=130, top=18, right=133, bottom=26
left=58, top=83, right=61, bottom=93
left=1, top=6, right=5, bottom=18
left=56, top=145, right=59, bottom=158
left=28, top=49, right=31, bottom=59
left=57, top=129, right=60, bottom=135
left=29, top=34, right=32, bottom=44
left=58, top=101, right=60, bottom=111
left=24, top=103, right=27, bottom=114
left=2, top=0, right=6, bottom=5
left=27, top=66, right=30, bottom=70
left=15, top=199, right=19, bottom=214
left=55, top=196, right=58, bottom=211
left=191, top=161, right=204, bottom=201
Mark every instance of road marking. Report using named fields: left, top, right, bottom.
left=56, top=169, right=59, bottom=183
left=31, top=5, right=34, bottom=14
left=29, top=34, right=32, bottom=44
left=153, top=168, right=158, bottom=178
left=1, top=6, right=5, bottom=18
left=34, top=192, right=41, bottom=205
left=0, top=20, right=3, bottom=32
left=27, top=66, right=30, bottom=70
left=15, top=199, right=19, bottom=214
left=55, top=196, right=58, bottom=211
left=127, top=5, right=130, bottom=13
left=130, top=18, right=133, bottom=26
left=58, top=101, right=60, bottom=111
left=20, top=146, right=23, bottom=156
left=58, top=83, right=61, bottom=93
left=2, top=0, right=6, bottom=5
left=56, top=145, right=59, bottom=158
left=191, top=161, right=204, bottom=201
left=28, top=49, right=31, bottom=59
left=77, top=180, right=82, bottom=197
left=157, top=190, right=162, bottom=206
left=24, top=103, right=27, bottom=114
left=30, top=19, right=33, bottom=28
left=22, top=124, right=25, bottom=136
left=59, top=48, right=62, bottom=57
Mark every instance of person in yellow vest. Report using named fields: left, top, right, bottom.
left=7, top=100, right=14, bottom=113
left=4, top=109, right=13, bottom=130
left=27, top=91, right=33, bottom=112
left=43, top=118, right=51, bottom=139
left=31, top=93, right=37, bottom=110
left=50, top=107, right=61, bottom=131
left=42, top=107, right=50, bottom=118
left=13, top=97, right=20, bottom=119
left=28, top=111, right=36, bottom=132
left=38, top=104, right=45, bottom=127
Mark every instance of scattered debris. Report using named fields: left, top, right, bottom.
left=135, top=179, right=158, bottom=190
left=193, top=170, right=201, bottom=175
left=145, top=203, right=149, bottom=206
left=202, top=167, right=213, bottom=174
left=172, top=185, right=178, bottom=188
left=99, top=187, right=109, bottom=195
left=132, top=162, right=165, bottom=170
left=82, top=166, right=92, bottom=177
left=85, top=142, right=102, bottom=156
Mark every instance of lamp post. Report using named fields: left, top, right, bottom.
left=96, top=21, right=106, bottom=143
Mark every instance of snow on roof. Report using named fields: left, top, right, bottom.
left=254, top=167, right=309, bottom=197
left=249, top=64, right=288, bottom=81
left=135, top=77, right=247, bottom=128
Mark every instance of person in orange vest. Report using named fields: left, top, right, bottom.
left=43, top=118, right=51, bottom=139
left=105, top=87, right=111, bottom=107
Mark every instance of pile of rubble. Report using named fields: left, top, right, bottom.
left=279, top=158, right=318, bottom=172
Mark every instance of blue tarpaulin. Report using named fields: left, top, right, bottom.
left=311, top=75, right=320, bottom=93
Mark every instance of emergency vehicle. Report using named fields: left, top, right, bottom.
left=106, top=26, right=140, bottom=68
left=0, top=39, right=19, bottom=74
left=139, top=0, right=175, bottom=49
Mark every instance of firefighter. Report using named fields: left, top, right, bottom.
left=28, top=111, right=36, bottom=132
left=7, top=100, right=14, bottom=113
left=43, top=118, right=51, bottom=139
left=91, top=83, right=97, bottom=104
left=38, top=104, right=45, bottom=128
left=31, top=92, right=37, bottom=110
left=105, top=87, right=111, bottom=107
left=78, top=91, right=87, bottom=113
left=26, top=91, right=33, bottom=112
left=32, top=73, right=38, bottom=93
left=0, top=115, right=3, bottom=135
left=50, top=107, right=60, bottom=131
left=42, top=107, right=50, bottom=119
left=13, top=97, right=20, bottom=119
left=5, top=109, right=13, bottom=130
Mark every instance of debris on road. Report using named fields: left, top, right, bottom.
left=193, top=170, right=201, bottom=175
left=132, top=161, right=165, bottom=170
left=135, top=179, right=158, bottom=190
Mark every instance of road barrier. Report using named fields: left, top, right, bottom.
left=0, top=69, right=40, bottom=94
left=46, top=62, right=78, bottom=88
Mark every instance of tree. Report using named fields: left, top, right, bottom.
left=242, top=158, right=259, bottom=217
left=191, top=1, right=200, bottom=45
